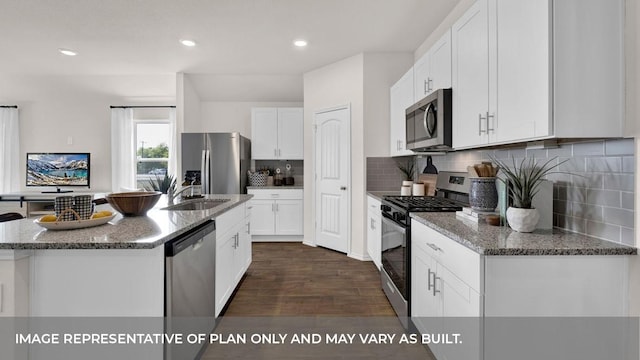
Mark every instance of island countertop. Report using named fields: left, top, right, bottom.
left=411, top=212, right=637, bottom=256
left=0, top=194, right=252, bottom=250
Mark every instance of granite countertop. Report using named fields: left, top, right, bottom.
left=366, top=191, right=400, bottom=201
left=411, top=212, right=637, bottom=256
left=247, top=186, right=303, bottom=189
left=0, top=194, right=252, bottom=250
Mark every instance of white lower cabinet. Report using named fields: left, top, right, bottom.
left=247, top=189, right=303, bottom=238
left=411, top=219, right=631, bottom=360
left=215, top=203, right=252, bottom=316
left=366, top=196, right=381, bottom=269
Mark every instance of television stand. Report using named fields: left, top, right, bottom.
left=41, top=187, right=73, bottom=194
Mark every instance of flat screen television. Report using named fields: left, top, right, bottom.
left=26, top=153, right=90, bottom=191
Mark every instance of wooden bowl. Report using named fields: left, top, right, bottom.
left=106, top=191, right=162, bottom=216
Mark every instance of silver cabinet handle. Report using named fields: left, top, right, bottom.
left=276, top=203, right=279, bottom=212
left=399, top=140, right=403, bottom=150
left=424, top=79, right=428, bottom=95
left=232, top=234, right=237, bottom=249
left=271, top=203, right=275, bottom=212
left=487, top=112, right=495, bottom=133
left=427, top=77, right=433, bottom=92
left=246, top=222, right=251, bottom=234
left=274, top=149, right=277, bottom=157
left=433, top=274, right=441, bottom=296
left=426, top=242, right=442, bottom=252
left=478, top=113, right=487, bottom=135
left=428, top=268, right=435, bottom=293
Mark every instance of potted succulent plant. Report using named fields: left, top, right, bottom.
left=489, top=156, right=567, bottom=232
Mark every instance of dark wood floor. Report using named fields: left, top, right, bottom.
left=222, top=242, right=395, bottom=316
left=202, top=242, right=435, bottom=360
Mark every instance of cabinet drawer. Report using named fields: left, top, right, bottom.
left=367, top=195, right=381, bottom=213
left=248, top=189, right=302, bottom=200
left=216, top=204, right=245, bottom=237
left=411, top=219, right=481, bottom=292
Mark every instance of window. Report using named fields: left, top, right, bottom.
left=134, top=121, right=171, bottom=189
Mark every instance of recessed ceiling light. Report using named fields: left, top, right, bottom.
left=58, top=48, right=77, bottom=56
left=293, top=40, right=308, bottom=47
left=180, top=39, right=197, bottom=47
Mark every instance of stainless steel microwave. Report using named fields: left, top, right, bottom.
left=405, top=88, right=452, bottom=151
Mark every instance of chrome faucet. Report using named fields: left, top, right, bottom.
left=167, top=183, right=195, bottom=205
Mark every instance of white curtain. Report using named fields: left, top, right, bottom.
left=0, top=107, right=20, bottom=193
left=167, top=108, right=178, bottom=181
left=111, top=108, right=136, bottom=192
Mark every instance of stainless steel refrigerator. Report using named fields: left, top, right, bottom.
left=181, top=132, right=251, bottom=194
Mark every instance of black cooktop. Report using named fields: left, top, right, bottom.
left=383, top=195, right=465, bottom=212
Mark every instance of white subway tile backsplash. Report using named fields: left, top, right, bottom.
left=586, top=157, right=622, bottom=172
left=605, top=138, right=634, bottom=156
left=387, top=138, right=634, bottom=243
left=586, top=189, right=621, bottom=207
left=621, top=192, right=634, bottom=210
left=558, top=157, right=586, bottom=172
left=586, top=221, right=621, bottom=242
left=547, top=145, right=573, bottom=158
left=602, top=207, right=635, bottom=228
left=573, top=141, right=605, bottom=156
left=622, top=157, right=635, bottom=173
left=603, top=174, right=635, bottom=192
left=621, top=227, right=635, bottom=246
left=572, top=203, right=603, bottom=222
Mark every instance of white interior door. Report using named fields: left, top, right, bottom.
left=314, top=106, right=350, bottom=254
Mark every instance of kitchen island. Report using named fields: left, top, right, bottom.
left=0, top=194, right=252, bottom=316
left=1, top=194, right=252, bottom=360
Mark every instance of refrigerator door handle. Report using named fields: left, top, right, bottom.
left=204, top=150, right=210, bottom=194
left=201, top=150, right=209, bottom=194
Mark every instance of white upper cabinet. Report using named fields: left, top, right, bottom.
left=452, top=0, right=624, bottom=149
left=389, top=67, right=415, bottom=157
left=451, top=0, right=490, bottom=149
left=414, top=30, right=452, bottom=102
left=251, top=107, right=303, bottom=160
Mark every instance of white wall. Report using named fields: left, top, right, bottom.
left=303, top=54, right=365, bottom=258
left=0, top=74, right=176, bottom=192
left=303, top=52, right=414, bottom=259
left=197, top=101, right=302, bottom=137
left=180, top=73, right=202, bottom=132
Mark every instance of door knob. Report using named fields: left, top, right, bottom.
left=340, top=186, right=347, bottom=190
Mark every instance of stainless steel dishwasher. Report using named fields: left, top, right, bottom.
left=165, top=219, right=216, bottom=360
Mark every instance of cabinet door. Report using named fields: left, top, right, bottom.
left=238, top=215, right=252, bottom=276
left=411, top=242, right=442, bottom=333
left=249, top=200, right=275, bottom=235
left=414, top=52, right=430, bottom=101
left=274, top=199, right=303, bottom=235
left=366, top=211, right=382, bottom=270
left=429, top=29, right=452, bottom=92
left=277, top=108, right=304, bottom=160
left=251, top=108, right=279, bottom=159
left=440, top=264, right=482, bottom=360
left=389, top=67, right=414, bottom=157
left=493, top=0, right=551, bottom=143
left=451, top=0, right=490, bottom=149
left=215, top=229, right=238, bottom=316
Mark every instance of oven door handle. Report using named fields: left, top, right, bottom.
left=381, top=214, right=407, bottom=235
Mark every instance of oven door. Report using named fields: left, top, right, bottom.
left=381, top=214, right=408, bottom=300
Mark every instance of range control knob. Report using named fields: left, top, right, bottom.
left=380, top=205, right=391, bottom=212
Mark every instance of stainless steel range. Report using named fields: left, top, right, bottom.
left=380, top=171, right=470, bottom=328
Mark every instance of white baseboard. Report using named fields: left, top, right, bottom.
left=251, top=235, right=303, bottom=242
left=347, top=251, right=371, bottom=262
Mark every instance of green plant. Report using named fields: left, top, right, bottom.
left=145, top=173, right=176, bottom=195
left=396, top=159, right=415, bottom=181
left=489, top=156, right=567, bottom=209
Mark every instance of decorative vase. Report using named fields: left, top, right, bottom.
left=468, top=177, right=498, bottom=211
left=506, top=207, right=540, bottom=232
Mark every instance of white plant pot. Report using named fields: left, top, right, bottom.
left=506, top=207, right=540, bottom=233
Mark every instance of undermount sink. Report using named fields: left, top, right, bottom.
left=162, top=199, right=230, bottom=211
